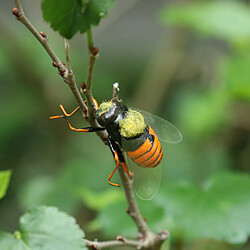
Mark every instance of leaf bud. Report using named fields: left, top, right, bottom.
left=116, top=236, right=125, bottom=242
left=12, top=8, right=20, bottom=17
left=52, top=62, right=58, bottom=67
left=81, top=82, right=86, bottom=93
left=39, top=31, right=47, bottom=39
left=92, top=47, right=99, bottom=56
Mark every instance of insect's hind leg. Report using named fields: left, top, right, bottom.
left=107, top=137, right=133, bottom=187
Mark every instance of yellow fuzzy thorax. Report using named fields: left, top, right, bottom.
left=98, top=101, right=114, bottom=116
left=119, top=109, right=146, bottom=138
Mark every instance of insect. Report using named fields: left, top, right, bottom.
left=50, top=98, right=182, bottom=200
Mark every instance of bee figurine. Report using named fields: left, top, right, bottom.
left=50, top=98, right=182, bottom=200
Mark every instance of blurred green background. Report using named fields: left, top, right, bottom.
left=0, top=0, right=250, bottom=249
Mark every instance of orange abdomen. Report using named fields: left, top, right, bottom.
left=127, top=126, right=163, bottom=168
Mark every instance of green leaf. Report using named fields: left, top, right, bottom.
left=0, top=206, right=86, bottom=250
left=0, top=170, right=12, bottom=200
left=159, top=172, right=250, bottom=244
left=19, top=206, right=86, bottom=249
left=41, top=0, right=115, bottom=39
left=161, top=1, right=250, bottom=43
left=0, top=232, right=26, bottom=250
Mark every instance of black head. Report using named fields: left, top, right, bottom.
left=96, top=99, right=127, bottom=127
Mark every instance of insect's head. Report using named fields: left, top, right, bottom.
left=96, top=99, right=125, bottom=126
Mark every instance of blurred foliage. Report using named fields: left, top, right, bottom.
left=221, top=50, right=250, bottom=101
left=1, top=0, right=250, bottom=249
left=86, top=173, right=250, bottom=244
left=161, top=0, right=250, bottom=44
left=0, top=170, right=12, bottom=200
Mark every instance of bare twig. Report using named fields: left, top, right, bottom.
left=113, top=83, right=168, bottom=249
left=64, top=39, right=72, bottom=72
left=84, top=230, right=169, bottom=249
left=13, top=0, right=87, bottom=113
left=112, top=82, right=151, bottom=235
left=112, top=82, right=120, bottom=100
left=84, top=29, right=99, bottom=122
left=13, top=1, right=66, bottom=76
left=12, top=0, right=108, bottom=142
left=83, top=237, right=144, bottom=249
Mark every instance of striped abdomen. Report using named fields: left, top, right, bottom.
left=127, top=126, right=163, bottom=168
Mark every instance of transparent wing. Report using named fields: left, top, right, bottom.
left=125, top=153, right=162, bottom=200
left=133, top=108, right=182, bottom=143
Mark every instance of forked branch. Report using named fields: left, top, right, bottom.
left=12, top=1, right=168, bottom=249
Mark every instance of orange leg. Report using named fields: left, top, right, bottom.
left=64, top=119, right=104, bottom=133
left=50, top=105, right=80, bottom=120
left=50, top=105, right=105, bottom=133
left=107, top=137, right=133, bottom=187
left=108, top=151, right=120, bottom=187
left=84, top=98, right=99, bottom=110
left=121, top=162, right=133, bottom=178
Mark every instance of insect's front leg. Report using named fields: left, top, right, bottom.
left=107, top=137, right=133, bottom=187
left=50, top=104, right=105, bottom=133
left=50, top=105, right=80, bottom=119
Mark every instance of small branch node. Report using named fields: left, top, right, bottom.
left=157, top=230, right=169, bottom=241
left=52, top=61, right=58, bottom=68
left=12, top=7, right=21, bottom=17
left=136, top=232, right=145, bottom=241
left=91, top=47, right=99, bottom=56
left=126, top=207, right=130, bottom=214
left=116, top=235, right=125, bottom=242
left=80, top=82, right=87, bottom=93
left=39, top=31, right=47, bottom=39
left=91, top=244, right=99, bottom=250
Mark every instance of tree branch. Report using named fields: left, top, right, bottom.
left=84, top=29, right=100, bottom=123
left=13, top=0, right=67, bottom=77
left=83, top=236, right=144, bottom=249
left=12, top=0, right=108, bottom=142
left=112, top=82, right=120, bottom=101
left=113, top=83, right=168, bottom=249
left=84, top=230, right=169, bottom=250
left=12, top=0, right=87, bottom=113
left=12, top=1, right=169, bottom=249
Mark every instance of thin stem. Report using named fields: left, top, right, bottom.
left=13, top=0, right=106, bottom=142
left=13, top=0, right=87, bottom=112
left=84, top=28, right=98, bottom=123
left=118, top=166, right=152, bottom=236
left=114, top=83, right=168, bottom=249
left=86, top=29, right=93, bottom=48
left=112, top=83, right=151, bottom=234
left=112, top=82, right=120, bottom=101
left=64, top=39, right=72, bottom=72
left=83, top=237, right=144, bottom=249
left=14, top=0, right=66, bottom=74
